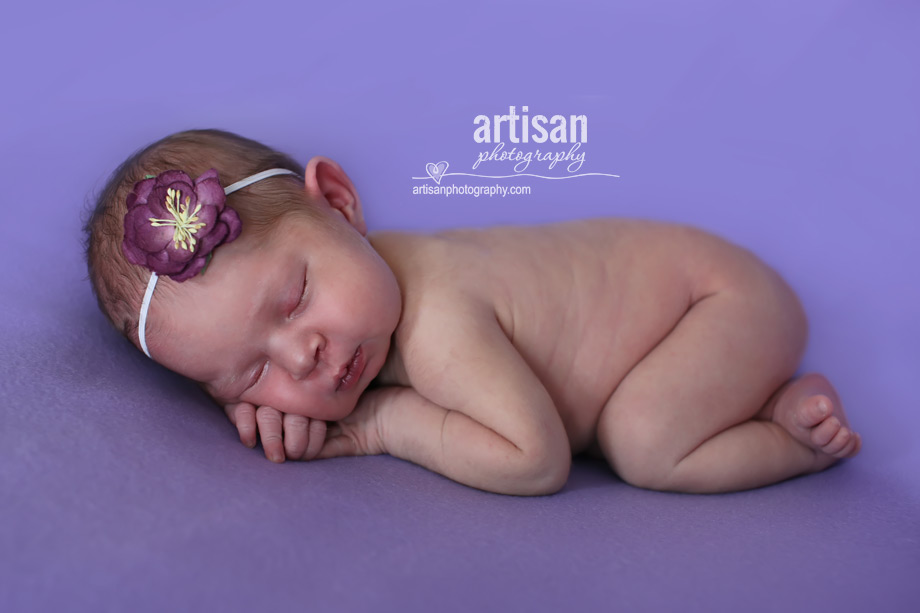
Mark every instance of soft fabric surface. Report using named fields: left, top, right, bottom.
left=1, top=1, right=917, bottom=611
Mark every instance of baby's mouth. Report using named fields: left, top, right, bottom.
left=336, top=346, right=363, bottom=391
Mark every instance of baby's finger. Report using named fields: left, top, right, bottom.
left=315, top=432, right=356, bottom=459
left=282, top=413, right=311, bottom=460
left=225, top=402, right=257, bottom=448
left=304, top=419, right=328, bottom=461
left=256, top=405, right=285, bottom=463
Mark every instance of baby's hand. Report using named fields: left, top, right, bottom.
left=223, top=402, right=327, bottom=463
left=314, top=387, right=394, bottom=459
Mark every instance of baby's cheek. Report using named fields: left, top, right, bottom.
left=253, top=379, right=325, bottom=420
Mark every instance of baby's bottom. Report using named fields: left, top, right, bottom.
left=590, top=262, right=861, bottom=494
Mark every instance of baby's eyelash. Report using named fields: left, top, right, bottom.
left=290, top=273, right=309, bottom=318
left=247, top=361, right=268, bottom=391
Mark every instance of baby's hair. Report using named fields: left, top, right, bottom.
left=82, top=128, right=325, bottom=349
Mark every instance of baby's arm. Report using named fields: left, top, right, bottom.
left=375, top=384, right=568, bottom=495
left=368, top=293, right=572, bottom=495
left=223, top=294, right=571, bottom=496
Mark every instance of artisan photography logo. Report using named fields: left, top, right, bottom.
left=412, top=105, right=619, bottom=197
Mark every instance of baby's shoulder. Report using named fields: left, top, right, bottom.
left=370, top=228, right=502, bottom=339
left=368, top=229, right=497, bottom=303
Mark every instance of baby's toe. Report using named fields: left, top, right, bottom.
left=835, top=432, right=862, bottom=458
left=810, top=415, right=841, bottom=447
left=822, top=425, right=853, bottom=456
left=797, top=394, right=832, bottom=428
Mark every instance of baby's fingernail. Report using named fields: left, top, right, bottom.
left=272, top=452, right=285, bottom=463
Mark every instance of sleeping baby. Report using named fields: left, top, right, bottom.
left=83, top=128, right=861, bottom=495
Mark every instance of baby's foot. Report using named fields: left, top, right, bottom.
left=762, top=373, right=862, bottom=470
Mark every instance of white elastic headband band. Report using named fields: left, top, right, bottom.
left=138, top=167, right=298, bottom=358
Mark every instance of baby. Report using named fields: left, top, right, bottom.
left=83, top=128, right=861, bottom=496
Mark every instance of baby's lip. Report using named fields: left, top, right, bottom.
left=335, top=345, right=365, bottom=391
left=333, top=346, right=360, bottom=388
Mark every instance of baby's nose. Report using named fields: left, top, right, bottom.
left=274, top=331, right=324, bottom=381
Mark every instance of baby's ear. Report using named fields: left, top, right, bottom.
left=304, top=155, right=367, bottom=235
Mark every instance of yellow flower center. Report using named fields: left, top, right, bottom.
left=148, top=187, right=207, bottom=252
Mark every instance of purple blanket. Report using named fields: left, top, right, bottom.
left=2, top=1, right=918, bottom=611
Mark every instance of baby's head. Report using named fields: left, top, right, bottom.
left=83, top=128, right=401, bottom=421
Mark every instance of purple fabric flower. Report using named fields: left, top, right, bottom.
left=122, top=168, right=242, bottom=282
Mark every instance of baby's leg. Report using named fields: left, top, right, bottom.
left=595, top=265, right=860, bottom=494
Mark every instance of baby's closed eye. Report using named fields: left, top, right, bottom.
left=288, top=270, right=310, bottom=319
left=245, top=361, right=269, bottom=394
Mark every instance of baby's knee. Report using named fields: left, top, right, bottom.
left=597, top=417, right=679, bottom=491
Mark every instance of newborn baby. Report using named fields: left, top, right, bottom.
left=84, top=128, right=861, bottom=495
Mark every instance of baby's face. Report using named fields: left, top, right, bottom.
left=146, top=210, right=401, bottom=421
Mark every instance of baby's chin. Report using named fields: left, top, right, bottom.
left=326, top=365, right=382, bottom=420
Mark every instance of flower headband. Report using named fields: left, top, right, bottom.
left=122, top=167, right=298, bottom=358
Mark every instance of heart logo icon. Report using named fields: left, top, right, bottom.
left=425, top=161, right=449, bottom=185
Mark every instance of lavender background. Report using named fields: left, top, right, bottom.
left=1, top=1, right=918, bottom=611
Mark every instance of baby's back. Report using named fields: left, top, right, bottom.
left=370, top=217, right=742, bottom=454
